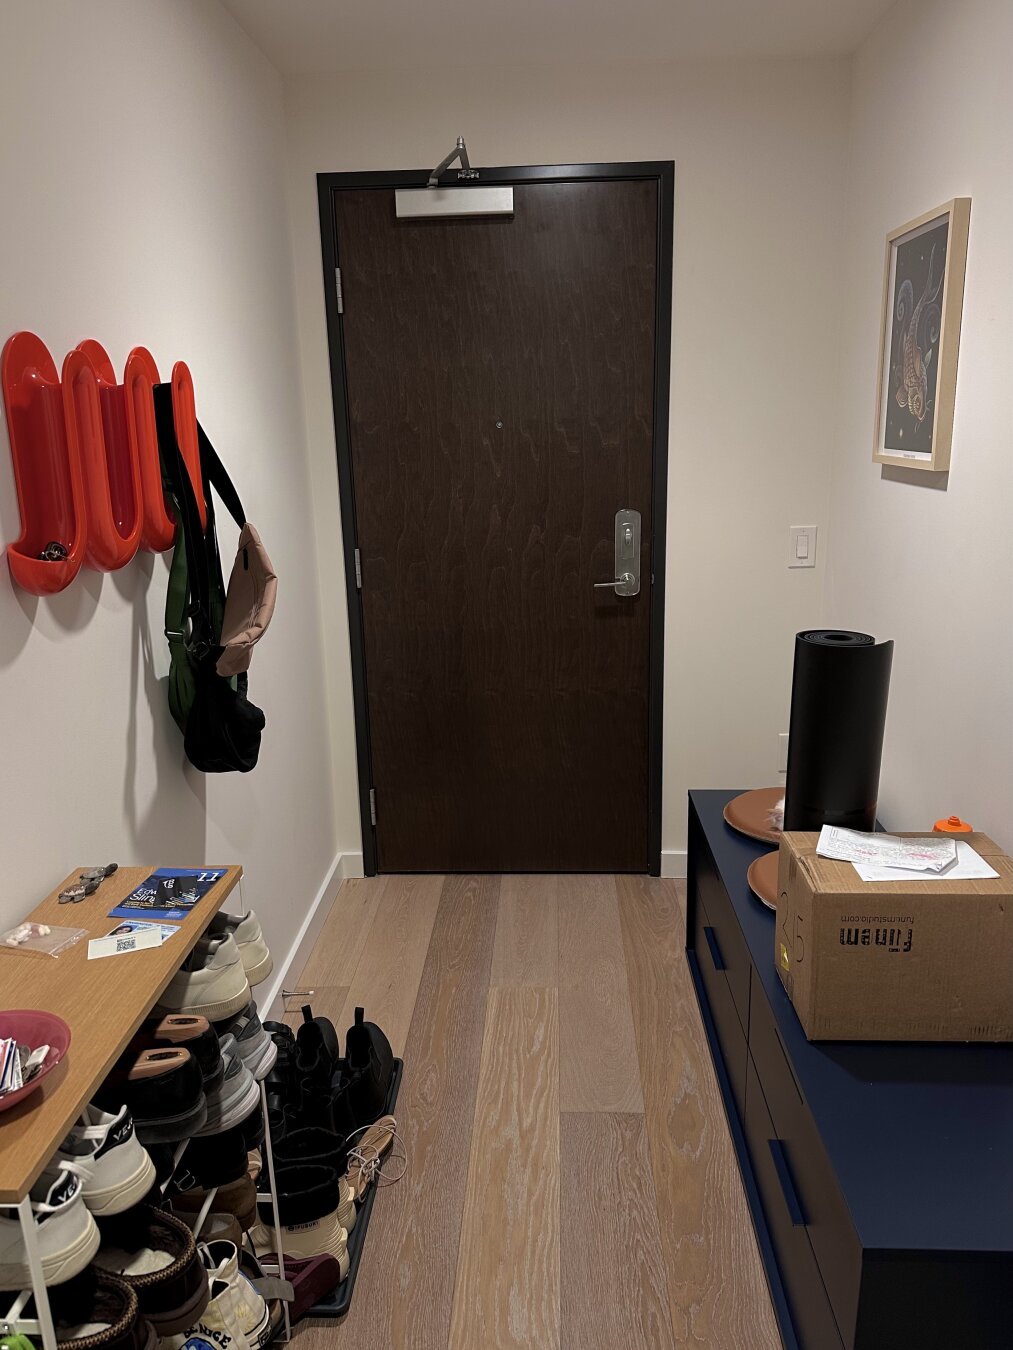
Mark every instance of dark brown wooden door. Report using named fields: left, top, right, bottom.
left=334, top=177, right=659, bottom=871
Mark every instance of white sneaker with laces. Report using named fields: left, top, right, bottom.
left=155, top=934, right=251, bottom=1021
left=165, top=1277, right=252, bottom=1350
left=0, top=1164, right=100, bottom=1287
left=53, top=1104, right=156, bottom=1215
left=199, top=1240, right=272, bottom=1350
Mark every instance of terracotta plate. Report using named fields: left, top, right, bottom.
left=723, top=786, right=784, bottom=844
left=747, top=851, right=779, bottom=911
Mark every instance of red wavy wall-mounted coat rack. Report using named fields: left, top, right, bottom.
left=1, top=333, right=87, bottom=594
left=170, top=361, right=207, bottom=531
left=1, top=332, right=207, bottom=594
left=64, top=341, right=144, bottom=571
left=125, top=346, right=175, bottom=553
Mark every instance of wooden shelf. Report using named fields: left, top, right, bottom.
left=0, top=865, right=242, bottom=1204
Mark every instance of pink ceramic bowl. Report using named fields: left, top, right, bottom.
left=0, top=1010, right=71, bottom=1113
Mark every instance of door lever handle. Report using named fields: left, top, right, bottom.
left=597, top=510, right=641, bottom=597
left=593, top=572, right=636, bottom=591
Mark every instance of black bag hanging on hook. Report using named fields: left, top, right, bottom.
left=153, top=386, right=267, bottom=773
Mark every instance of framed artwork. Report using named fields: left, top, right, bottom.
left=873, top=198, right=970, bottom=471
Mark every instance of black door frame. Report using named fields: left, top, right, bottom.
left=317, top=161, right=674, bottom=876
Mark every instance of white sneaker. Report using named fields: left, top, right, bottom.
left=156, top=934, right=251, bottom=1021
left=208, top=911, right=273, bottom=987
left=198, top=1240, right=271, bottom=1350
left=0, top=1165, right=100, bottom=1287
left=165, top=1278, right=252, bottom=1350
left=53, top=1105, right=156, bottom=1215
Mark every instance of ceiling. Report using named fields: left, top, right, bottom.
left=221, top=0, right=896, bottom=74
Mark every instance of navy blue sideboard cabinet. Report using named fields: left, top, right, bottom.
left=686, top=790, right=1013, bottom=1349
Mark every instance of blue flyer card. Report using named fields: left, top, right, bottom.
left=108, top=868, right=227, bottom=922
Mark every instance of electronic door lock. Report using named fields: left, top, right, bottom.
left=592, top=509, right=641, bottom=597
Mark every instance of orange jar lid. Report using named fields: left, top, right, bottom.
left=933, top=815, right=973, bottom=833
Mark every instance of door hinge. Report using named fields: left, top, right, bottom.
left=334, top=267, right=344, bottom=314
left=353, top=547, right=362, bottom=589
left=369, top=788, right=377, bottom=826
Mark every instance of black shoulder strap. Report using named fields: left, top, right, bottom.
left=197, top=423, right=246, bottom=531
left=153, top=386, right=248, bottom=658
left=153, top=383, right=215, bottom=647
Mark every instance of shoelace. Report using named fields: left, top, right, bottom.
left=346, top=1121, right=408, bottom=1189
left=37, top=1160, right=87, bottom=1209
left=52, top=1160, right=87, bottom=1181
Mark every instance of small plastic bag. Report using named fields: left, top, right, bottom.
left=0, top=923, right=87, bottom=957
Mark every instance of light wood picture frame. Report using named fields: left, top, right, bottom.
left=873, top=197, right=970, bottom=471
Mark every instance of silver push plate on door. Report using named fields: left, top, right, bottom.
left=394, top=187, right=514, bottom=219
left=593, top=508, right=641, bottom=597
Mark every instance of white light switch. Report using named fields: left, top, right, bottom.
left=788, top=525, right=817, bottom=568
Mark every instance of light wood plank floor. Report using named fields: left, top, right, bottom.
left=286, top=875, right=780, bottom=1350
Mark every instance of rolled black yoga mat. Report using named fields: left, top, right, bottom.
left=783, top=629, right=893, bottom=833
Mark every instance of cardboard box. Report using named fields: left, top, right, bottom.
left=774, top=831, right=1013, bottom=1041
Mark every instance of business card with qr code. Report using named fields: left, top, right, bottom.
left=87, top=924, right=165, bottom=960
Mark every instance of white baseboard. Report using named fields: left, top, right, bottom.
left=660, top=849, right=687, bottom=878
left=337, top=851, right=364, bottom=880
left=261, top=849, right=353, bottom=1017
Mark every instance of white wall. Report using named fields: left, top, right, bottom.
left=0, top=0, right=337, bottom=957
left=7, top=3, right=995, bottom=892
left=284, top=59, right=851, bottom=864
left=825, top=0, right=1013, bottom=845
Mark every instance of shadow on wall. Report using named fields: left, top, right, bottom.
left=881, top=466, right=949, bottom=491
left=0, top=384, right=202, bottom=885
left=0, top=548, right=208, bottom=868
left=0, top=559, right=105, bottom=662
left=0, top=425, right=105, bottom=663
left=121, top=552, right=208, bottom=863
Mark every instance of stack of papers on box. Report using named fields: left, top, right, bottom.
left=816, top=826, right=1000, bottom=882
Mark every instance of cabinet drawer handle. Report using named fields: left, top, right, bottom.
left=768, top=1138, right=806, bottom=1226
left=703, top=925, right=726, bottom=971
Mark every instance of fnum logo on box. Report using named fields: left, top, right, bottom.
left=840, top=926, right=913, bottom=953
